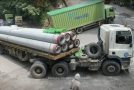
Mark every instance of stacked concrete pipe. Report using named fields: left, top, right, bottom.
left=67, top=31, right=77, bottom=40
left=0, top=34, right=61, bottom=54
left=0, top=26, right=66, bottom=45
left=0, top=25, right=80, bottom=54
left=61, top=31, right=79, bottom=51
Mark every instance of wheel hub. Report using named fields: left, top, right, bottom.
left=90, top=46, right=98, bottom=54
left=57, top=67, right=64, bottom=74
left=76, top=28, right=83, bottom=34
left=35, top=67, right=42, bottom=74
left=107, top=65, right=116, bottom=72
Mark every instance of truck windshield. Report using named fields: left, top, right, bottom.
left=116, top=31, right=132, bottom=44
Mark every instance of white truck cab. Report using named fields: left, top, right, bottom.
left=100, top=24, right=133, bottom=59
left=73, top=24, right=133, bottom=76
left=96, top=24, right=132, bottom=73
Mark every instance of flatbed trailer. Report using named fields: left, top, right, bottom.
left=0, top=40, right=79, bottom=78
left=0, top=40, right=79, bottom=60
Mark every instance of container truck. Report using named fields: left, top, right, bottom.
left=0, top=24, right=132, bottom=78
left=47, top=0, right=115, bottom=33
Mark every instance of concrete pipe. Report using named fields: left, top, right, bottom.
left=61, top=43, right=68, bottom=52
left=0, top=34, right=62, bottom=54
left=74, top=39, right=80, bottom=47
left=0, top=26, right=66, bottom=45
left=68, top=41, right=74, bottom=49
left=61, top=33, right=71, bottom=42
left=67, top=31, right=77, bottom=40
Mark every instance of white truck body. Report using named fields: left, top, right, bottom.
left=100, top=24, right=133, bottom=59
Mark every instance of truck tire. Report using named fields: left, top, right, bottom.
left=102, top=61, right=121, bottom=76
left=76, top=28, right=83, bottom=34
left=85, top=43, right=102, bottom=59
left=52, top=62, right=69, bottom=77
left=30, top=61, right=47, bottom=79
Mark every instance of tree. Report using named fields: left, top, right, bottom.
left=0, top=0, right=68, bottom=25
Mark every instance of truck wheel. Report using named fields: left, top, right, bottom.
left=76, top=28, right=83, bottom=34
left=102, top=61, right=121, bottom=76
left=52, top=62, right=69, bottom=77
left=30, top=61, right=47, bottom=79
left=85, top=43, right=102, bottom=59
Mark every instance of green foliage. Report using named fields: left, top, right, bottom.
left=0, top=0, right=41, bottom=22
left=0, top=0, right=67, bottom=25
left=0, top=0, right=41, bottom=16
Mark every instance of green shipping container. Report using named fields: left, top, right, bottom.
left=47, top=0, right=105, bottom=30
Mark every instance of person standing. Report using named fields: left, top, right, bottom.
left=70, top=73, right=81, bottom=90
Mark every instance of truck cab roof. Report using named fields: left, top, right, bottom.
left=101, top=24, right=131, bottom=32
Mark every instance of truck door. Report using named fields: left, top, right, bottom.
left=112, top=31, right=133, bottom=58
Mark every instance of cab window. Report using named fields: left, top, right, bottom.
left=116, top=31, right=132, bottom=44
